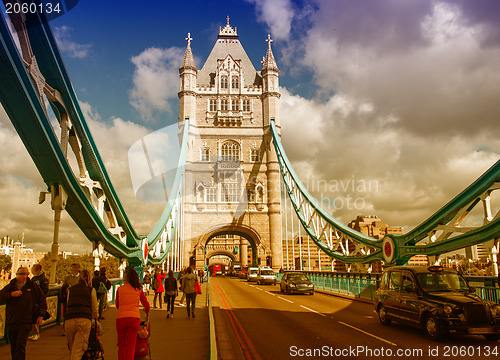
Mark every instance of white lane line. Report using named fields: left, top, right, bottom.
left=338, top=321, right=397, bottom=347
left=300, top=305, right=326, bottom=317
left=255, top=287, right=263, bottom=291
left=266, top=291, right=276, bottom=297
left=277, top=296, right=293, bottom=304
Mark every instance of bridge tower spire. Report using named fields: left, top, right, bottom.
left=261, top=33, right=282, bottom=271
left=179, top=32, right=198, bottom=126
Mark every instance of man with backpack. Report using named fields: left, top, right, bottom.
left=92, top=267, right=111, bottom=320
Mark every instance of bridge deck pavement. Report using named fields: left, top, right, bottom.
left=0, top=282, right=209, bottom=360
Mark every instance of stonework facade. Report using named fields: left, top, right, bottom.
left=179, top=20, right=282, bottom=270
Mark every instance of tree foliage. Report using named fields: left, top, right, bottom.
left=39, top=253, right=120, bottom=283
left=0, top=254, right=12, bottom=272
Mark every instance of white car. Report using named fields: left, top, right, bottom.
left=247, top=267, right=259, bottom=282
left=256, top=268, right=276, bottom=285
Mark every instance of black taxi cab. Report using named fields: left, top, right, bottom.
left=374, top=265, right=500, bottom=340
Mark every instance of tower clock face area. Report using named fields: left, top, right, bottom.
left=178, top=19, right=282, bottom=270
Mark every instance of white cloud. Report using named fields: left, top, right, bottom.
left=280, top=88, right=500, bottom=230
left=129, top=47, right=185, bottom=121
left=53, top=26, right=92, bottom=59
left=246, top=0, right=295, bottom=40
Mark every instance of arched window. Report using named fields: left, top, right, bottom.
left=221, top=141, right=240, bottom=161
left=221, top=75, right=228, bottom=89
left=232, top=76, right=239, bottom=89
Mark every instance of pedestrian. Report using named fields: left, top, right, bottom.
left=28, top=264, right=49, bottom=341
left=0, top=266, right=47, bottom=360
left=163, top=270, right=178, bottom=318
left=142, top=269, right=151, bottom=296
left=177, top=267, right=186, bottom=306
left=65, top=269, right=99, bottom=360
left=116, top=268, right=150, bottom=360
left=93, top=267, right=111, bottom=320
left=153, top=269, right=166, bottom=309
left=181, top=267, right=198, bottom=319
left=61, top=263, right=81, bottom=334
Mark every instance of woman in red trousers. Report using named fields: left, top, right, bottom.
left=116, top=268, right=150, bottom=360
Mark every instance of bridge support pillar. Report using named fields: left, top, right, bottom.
left=48, top=185, right=67, bottom=284
left=240, top=239, right=248, bottom=267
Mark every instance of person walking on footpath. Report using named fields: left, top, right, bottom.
left=163, top=270, right=178, bottom=318
left=93, top=267, right=111, bottom=320
left=28, top=264, right=49, bottom=341
left=142, top=269, right=151, bottom=296
left=116, top=268, right=150, bottom=360
left=153, top=269, right=166, bottom=309
left=0, top=266, right=47, bottom=360
left=177, top=267, right=186, bottom=306
left=181, top=267, right=198, bottom=319
left=61, top=263, right=81, bottom=335
left=65, top=269, right=99, bottom=360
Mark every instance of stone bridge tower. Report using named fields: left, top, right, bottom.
left=178, top=19, right=282, bottom=271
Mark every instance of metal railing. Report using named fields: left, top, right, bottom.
left=301, top=271, right=500, bottom=304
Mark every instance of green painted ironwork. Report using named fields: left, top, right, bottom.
left=271, top=119, right=500, bottom=264
left=0, top=10, right=187, bottom=265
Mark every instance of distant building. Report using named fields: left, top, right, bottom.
left=1, top=236, right=45, bottom=279
left=347, top=215, right=403, bottom=273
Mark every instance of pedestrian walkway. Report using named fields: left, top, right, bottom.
left=0, top=282, right=209, bottom=360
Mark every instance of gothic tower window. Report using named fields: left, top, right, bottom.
left=221, top=75, right=228, bottom=89
left=231, top=75, right=239, bottom=89
left=243, top=99, right=251, bottom=112
left=221, top=182, right=240, bottom=203
left=250, top=149, right=259, bottom=162
left=221, top=140, right=240, bottom=161
left=232, top=98, right=240, bottom=111
left=200, top=147, right=210, bottom=162
left=221, top=99, right=229, bottom=111
left=209, top=99, right=217, bottom=112
left=205, top=187, right=217, bottom=203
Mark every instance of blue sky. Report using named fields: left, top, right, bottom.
left=1, top=0, right=499, bottom=254
left=50, top=0, right=314, bottom=128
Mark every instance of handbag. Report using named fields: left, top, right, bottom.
left=194, top=280, right=202, bottom=295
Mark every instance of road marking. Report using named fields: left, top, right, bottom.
left=338, top=321, right=397, bottom=347
left=300, top=305, right=326, bottom=316
left=266, top=291, right=276, bottom=296
left=214, top=278, right=262, bottom=360
left=255, top=287, right=263, bottom=291
left=277, top=296, right=293, bottom=303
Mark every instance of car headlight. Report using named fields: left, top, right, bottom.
left=308, top=284, right=313, bottom=287
left=443, top=305, right=453, bottom=315
left=491, top=304, right=500, bottom=318
left=289, top=283, right=296, bottom=288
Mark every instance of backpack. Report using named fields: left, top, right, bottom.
left=151, top=277, right=159, bottom=291
left=97, top=281, right=108, bottom=294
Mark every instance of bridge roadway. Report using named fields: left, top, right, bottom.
left=211, top=276, right=499, bottom=360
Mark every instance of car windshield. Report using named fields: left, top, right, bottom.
left=416, top=272, right=470, bottom=293
left=288, top=274, right=308, bottom=281
left=249, top=270, right=258, bottom=274
left=261, top=270, right=274, bottom=275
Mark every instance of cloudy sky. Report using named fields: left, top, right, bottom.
left=0, top=0, right=499, bottom=254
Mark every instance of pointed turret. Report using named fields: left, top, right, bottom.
left=179, top=33, right=198, bottom=126
left=180, top=33, right=197, bottom=72
left=261, top=34, right=279, bottom=73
